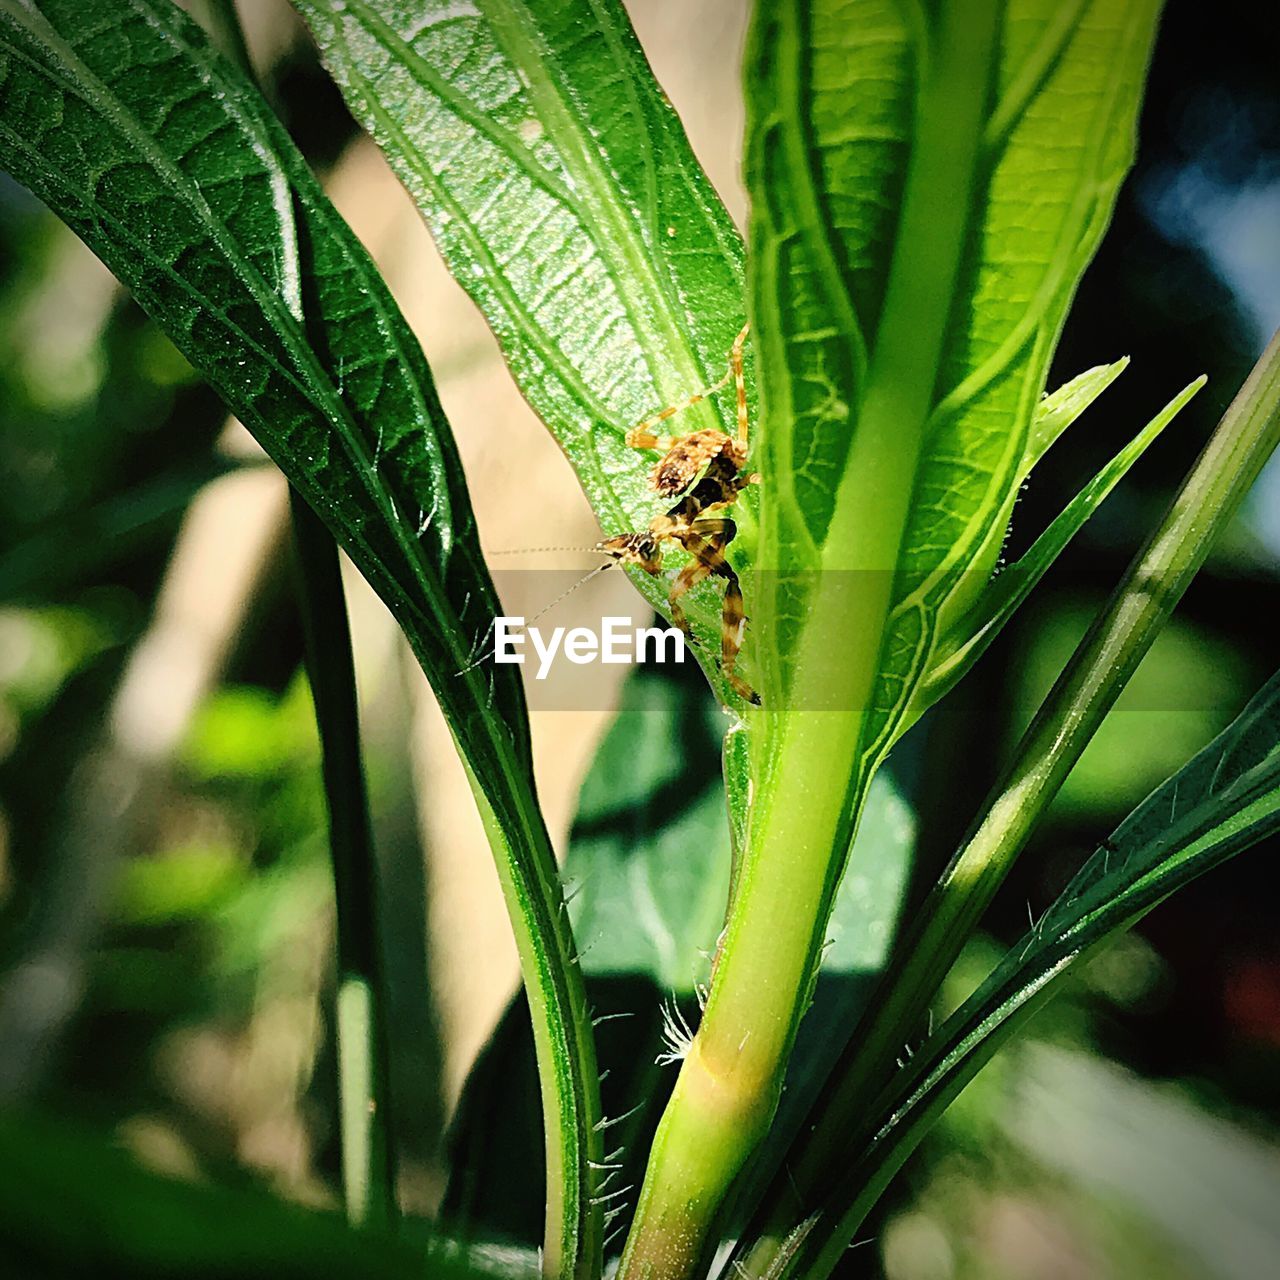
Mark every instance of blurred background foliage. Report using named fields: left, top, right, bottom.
left=0, top=1, right=1277, bottom=1277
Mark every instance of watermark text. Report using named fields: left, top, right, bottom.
left=494, top=616, right=686, bottom=680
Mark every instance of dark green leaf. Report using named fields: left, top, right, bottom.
left=0, top=0, right=508, bottom=762
left=0, top=4, right=600, bottom=1272
left=567, top=668, right=915, bottom=995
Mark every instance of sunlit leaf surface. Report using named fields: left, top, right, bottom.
left=294, top=0, right=755, bottom=703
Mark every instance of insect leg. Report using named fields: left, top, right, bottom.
left=690, top=517, right=737, bottom=543
left=729, top=322, right=750, bottom=449
left=666, top=550, right=714, bottom=635
left=674, top=524, right=759, bottom=706
left=625, top=323, right=749, bottom=452
left=625, top=367, right=734, bottom=451
left=716, top=563, right=759, bottom=706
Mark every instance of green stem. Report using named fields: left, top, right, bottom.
left=738, top=326, right=1280, bottom=1277
left=290, top=492, right=397, bottom=1229
left=197, top=0, right=396, bottom=1228
left=461, top=762, right=604, bottom=1280
left=617, top=5, right=1000, bottom=1276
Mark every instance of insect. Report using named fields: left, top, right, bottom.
left=597, top=323, right=761, bottom=705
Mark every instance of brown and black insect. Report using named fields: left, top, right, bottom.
left=598, top=323, right=761, bottom=705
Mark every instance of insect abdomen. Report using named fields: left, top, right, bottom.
left=651, top=428, right=732, bottom=497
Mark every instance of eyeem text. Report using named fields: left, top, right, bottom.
left=493, top=616, right=687, bottom=680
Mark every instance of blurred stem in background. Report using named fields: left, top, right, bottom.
left=200, top=0, right=396, bottom=1227
left=290, top=493, right=396, bottom=1227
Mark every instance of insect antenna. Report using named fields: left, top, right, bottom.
left=521, top=560, right=616, bottom=628
left=486, top=542, right=615, bottom=557
left=452, top=555, right=616, bottom=679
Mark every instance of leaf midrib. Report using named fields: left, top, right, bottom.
left=475, top=0, right=734, bottom=428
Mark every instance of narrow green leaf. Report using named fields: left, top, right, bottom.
left=290, top=493, right=395, bottom=1229
left=0, top=4, right=601, bottom=1272
left=1037, top=675, right=1280, bottom=944
left=757, top=667, right=1280, bottom=1280
left=1020, top=357, right=1130, bottom=480
left=292, top=0, right=756, bottom=703
left=920, top=374, right=1206, bottom=707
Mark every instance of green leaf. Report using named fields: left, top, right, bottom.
left=1020, top=358, right=1131, bottom=480
left=568, top=670, right=915, bottom=996
left=755, top=667, right=1280, bottom=1279
left=919, top=373, right=1206, bottom=708
left=567, top=670, right=734, bottom=994
left=0, top=0, right=507, bottom=769
left=291, top=0, right=756, bottom=705
left=737, top=0, right=1166, bottom=1048
left=885, top=1, right=1162, bottom=678
left=0, top=1110, right=505, bottom=1279
left=0, top=4, right=600, bottom=1273
left=715, top=0, right=1163, bottom=1093
left=748, top=0, right=1163, bottom=741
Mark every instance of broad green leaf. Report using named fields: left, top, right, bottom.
left=748, top=0, right=1163, bottom=737
left=0, top=4, right=600, bottom=1273
left=0, top=1110, right=503, bottom=1279
left=567, top=669, right=735, bottom=994
left=746, top=667, right=1280, bottom=1279
left=568, top=670, right=915, bottom=996
left=614, top=5, right=1167, bottom=1270
left=879, top=0, right=1163, bottom=713
left=735, top=0, right=1166, bottom=1048
left=292, top=0, right=756, bottom=706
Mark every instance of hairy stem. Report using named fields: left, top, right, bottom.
left=617, top=4, right=1000, bottom=1276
